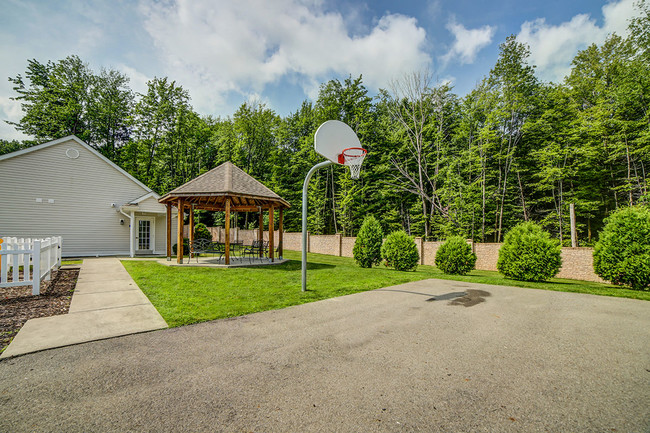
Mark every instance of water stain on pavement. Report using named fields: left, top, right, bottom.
left=448, top=289, right=491, bottom=307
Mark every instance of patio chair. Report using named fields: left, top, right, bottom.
left=189, top=239, right=211, bottom=263
left=190, top=239, right=225, bottom=263
left=243, top=240, right=265, bottom=263
left=205, top=241, right=226, bottom=262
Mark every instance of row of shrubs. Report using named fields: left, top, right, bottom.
left=353, top=216, right=420, bottom=271
left=353, top=206, right=650, bottom=290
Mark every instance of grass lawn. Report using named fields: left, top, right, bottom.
left=121, top=250, right=649, bottom=328
left=61, top=259, right=83, bottom=265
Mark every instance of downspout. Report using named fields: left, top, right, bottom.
left=119, top=208, right=135, bottom=258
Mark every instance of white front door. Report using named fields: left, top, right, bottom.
left=135, top=217, right=155, bottom=254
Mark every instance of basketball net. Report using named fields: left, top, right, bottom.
left=339, top=147, right=367, bottom=179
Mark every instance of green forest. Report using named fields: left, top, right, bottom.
left=2, top=3, right=648, bottom=244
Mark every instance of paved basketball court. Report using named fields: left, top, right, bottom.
left=1, top=279, right=648, bottom=432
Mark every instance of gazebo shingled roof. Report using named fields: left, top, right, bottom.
left=159, top=161, right=290, bottom=265
left=159, top=161, right=290, bottom=210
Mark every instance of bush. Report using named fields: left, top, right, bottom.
left=194, top=223, right=212, bottom=241
left=497, top=222, right=562, bottom=282
left=593, top=206, right=650, bottom=290
left=353, top=215, right=384, bottom=268
left=435, top=236, right=476, bottom=275
left=381, top=230, right=419, bottom=271
left=172, top=238, right=189, bottom=255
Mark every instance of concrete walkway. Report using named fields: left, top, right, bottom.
left=0, top=257, right=167, bottom=359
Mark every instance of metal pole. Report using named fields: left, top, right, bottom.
left=302, top=160, right=333, bottom=291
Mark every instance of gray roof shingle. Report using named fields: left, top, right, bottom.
left=165, top=161, right=286, bottom=203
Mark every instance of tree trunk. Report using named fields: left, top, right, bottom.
left=516, top=169, right=528, bottom=221
left=570, top=203, right=577, bottom=247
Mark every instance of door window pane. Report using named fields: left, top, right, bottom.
left=138, top=220, right=151, bottom=250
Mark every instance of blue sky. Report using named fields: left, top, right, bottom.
left=0, top=0, right=641, bottom=140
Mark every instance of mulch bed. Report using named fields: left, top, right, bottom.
left=0, top=267, right=79, bottom=354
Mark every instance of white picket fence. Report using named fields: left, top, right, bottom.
left=0, top=236, right=62, bottom=295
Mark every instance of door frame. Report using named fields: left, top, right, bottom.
left=135, top=216, right=155, bottom=254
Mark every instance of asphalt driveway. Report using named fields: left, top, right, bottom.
left=1, top=279, right=649, bottom=432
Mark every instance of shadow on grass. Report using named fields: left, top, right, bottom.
left=274, top=260, right=336, bottom=271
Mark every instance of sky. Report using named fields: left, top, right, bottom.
left=0, top=0, right=642, bottom=141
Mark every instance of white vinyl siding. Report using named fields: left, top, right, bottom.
left=154, top=214, right=172, bottom=254
left=0, top=138, right=173, bottom=257
left=136, top=196, right=166, bottom=213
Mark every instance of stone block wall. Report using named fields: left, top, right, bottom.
left=422, top=240, right=444, bottom=266
left=282, top=232, right=302, bottom=251
left=188, top=226, right=603, bottom=283
left=473, top=243, right=501, bottom=271
left=557, top=248, right=603, bottom=282
left=308, top=234, right=334, bottom=255
left=341, top=236, right=356, bottom=257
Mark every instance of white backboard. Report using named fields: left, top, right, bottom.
left=314, top=120, right=361, bottom=165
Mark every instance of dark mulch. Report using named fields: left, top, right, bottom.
left=0, top=268, right=79, bottom=354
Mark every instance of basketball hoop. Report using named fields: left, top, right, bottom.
left=338, top=147, right=367, bottom=179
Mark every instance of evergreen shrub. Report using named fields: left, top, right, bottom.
left=381, top=230, right=419, bottom=271
left=172, top=238, right=189, bottom=255
left=497, top=222, right=562, bottom=282
left=353, top=215, right=384, bottom=268
left=194, top=223, right=213, bottom=241
left=435, top=236, right=476, bottom=275
left=593, top=206, right=650, bottom=290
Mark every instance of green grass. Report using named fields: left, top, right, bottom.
left=61, top=259, right=83, bottom=265
left=122, top=250, right=649, bottom=327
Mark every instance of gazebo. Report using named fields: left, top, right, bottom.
left=159, top=161, right=291, bottom=265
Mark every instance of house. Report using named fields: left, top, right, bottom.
left=0, top=135, right=176, bottom=257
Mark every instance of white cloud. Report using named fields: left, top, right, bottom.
left=442, top=20, right=496, bottom=65
left=516, top=0, right=638, bottom=83
left=0, top=96, right=29, bottom=141
left=138, top=0, right=431, bottom=113
left=117, top=65, right=151, bottom=96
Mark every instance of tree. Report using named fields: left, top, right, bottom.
left=435, top=236, right=476, bottom=275
left=382, top=71, right=459, bottom=238
left=233, top=101, right=279, bottom=179
left=381, top=230, right=420, bottom=271
left=497, top=222, right=562, bottom=282
left=127, top=77, right=192, bottom=190
left=8, top=56, right=92, bottom=142
left=593, top=206, right=650, bottom=290
left=353, top=215, right=383, bottom=268
left=7, top=56, right=133, bottom=158
left=86, top=68, right=133, bottom=160
left=486, top=36, right=539, bottom=241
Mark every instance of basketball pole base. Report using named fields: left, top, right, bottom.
left=302, top=160, right=333, bottom=292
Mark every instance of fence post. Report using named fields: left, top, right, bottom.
left=32, top=240, right=41, bottom=295
left=415, top=237, right=424, bottom=265
left=56, top=236, right=62, bottom=268
left=0, top=239, right=6, bottom=284
left=44, top=238, right=52, bottom=281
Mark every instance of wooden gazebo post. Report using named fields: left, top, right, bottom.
left=188, top=203, right=194, bottom=261
left=177, top=198, right=184, bottom=264
left=279, top=208, right=283, bottom=259
left=166, top=203, right=172, bottom=261
left=269, top=207, right=274, bottom=262
left=225, top=198, right=231, bottom=265
left=258, top=207, right=264, bottom=258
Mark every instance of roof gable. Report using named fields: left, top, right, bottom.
left=168, top=161, right=283, bottom=200
left=0, top=135, right=154, bottom=194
